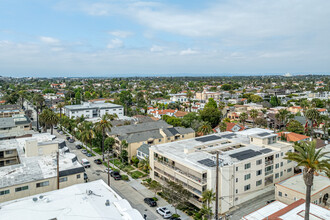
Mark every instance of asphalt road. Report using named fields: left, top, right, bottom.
left=54, top=129, right=190, bottom=220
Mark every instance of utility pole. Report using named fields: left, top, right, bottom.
left=215, top=151, right=219, bottom=220
left=57, top=151, right=60, bottom=190
left=107, top=152, right=110, bottom=186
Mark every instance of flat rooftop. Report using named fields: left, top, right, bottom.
left=64, top=102, right=123, bottom=110
left=277, top=173, right=330, bottom=195
left=0, top=134, right=83, bottom=188
left=151, top=129, right=279, bottom=171
left=0, top=179, right=144, bottom=220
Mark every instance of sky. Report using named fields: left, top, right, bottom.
left=0, top=0, right=330, bottom=77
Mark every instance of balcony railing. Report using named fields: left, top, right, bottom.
left=265, top=170, right=273, bottom=176
left=155, top=160, right=207, bottom=184
left=265, top=160, right=274, bottom=166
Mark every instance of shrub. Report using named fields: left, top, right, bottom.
left=121, top=175, right=129, bottom=181
left=171, top=214, right=180, bottom=218
left=152, top=197, right=158, bottom=201
left=143, top=178, right=152, bottom=184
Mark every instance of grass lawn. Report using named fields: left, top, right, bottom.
left=92, top=148, right=102, bottom=155
left=130, top=170, right=144, bottom=179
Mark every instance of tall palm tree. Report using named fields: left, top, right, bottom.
left=198, top=122, right=212, bottom=135
left=33, top=94, right=45, bottom=131
left=300, top=100, right=310, bottom=116
left=57, top=102, right=65, bottom=120
left=284, top=141, right=330, bottom=220
left=80, top=122, right=95, bottom=155
left=249, top=109, right=258, bottom=127
left=186, top=90, right=194, bottom=112
left=201, top=189, right=216, bottom=220
left=239, top=112, right=248, bottom=127
left=305, top=109, right=320, bottom=139
left=39, top=109, right=59, bottom=135
left=18, top=90, right=27, bottom=109
left=120, top=140, right=128, bottom=163
left=95, top=114, right=113, bottom=161
left=275, top=109, right=290, bottom=131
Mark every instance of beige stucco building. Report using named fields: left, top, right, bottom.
left=275, top=173, right=330, bottom=207
left=150, top=128, right=295, bottom=214
left=0, top=134, right=85, bottom=203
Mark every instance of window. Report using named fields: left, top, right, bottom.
left=5, top=150, right=14, bottom=154
left=285, top=193, right=287, bottom=197
left=256, top=159, right=262, bottom=165
left=167, top=137, right=170, bottom=140
left=244, top=184, right=251, bottom=191
left=251, top=138, right=253, bottom=142
left=280, top=171, right=283, bottom=177
left=236, top=167, right=238, bottom=171
left=36, top=181, right=49, bottom=188
left=77, top=174, right=81, bottom=179
left=0, top=190, right=10, bottom=196
left=244, top=163, right=251, bottom=170
left=244, top=174, right=251, bottom=180
left=182, top=135, right=185, bottom=138
left=281, top=162, right=283, bottom=167
left=278, top=191, right=282, bottom=197
left=236, top=178, right=238, bottom=182
left=281, top=152, right=283, bottom=156
left=15, top=186, right=28, bottom=192
left=256, top=170, right=262, bottom=176
left=159, top=139, right=162, bottom=142
left=236, top=189, right=238, bottom=194
left=256, top=180, right=262, bottom=186
left=275, top=163, right=279, bottom=169
left=287, top=168, right=292, bottom=173
left=294, top=197, right=297, bottom=201
left=59, top=177, right=68, bottom=182
left=275, top=173, right=279, bottom=178
left=288, top=160, right=292, bottom=163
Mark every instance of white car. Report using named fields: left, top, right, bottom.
left=81, top=159, right=91, bottom=168
left=156, top=207, right=172, bottom=219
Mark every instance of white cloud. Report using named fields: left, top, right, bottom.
left=108, top=30, right=132, bottom=38
left=150, top=45, right=163, bottom=52
left=107, top=39, right=123, bottom=49
left=180, top=48, right=198, bottom=55
left=39, top=36, right=60, bottom=44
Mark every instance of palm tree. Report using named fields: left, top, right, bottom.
left=239, top=112, right=248, bottom=127
left=305, top=109, right=320, bottom=139
left=201, top=189, right=216, bottom=220
left=319, top=115, right=329, bottom=140
left=186, top=90, right=194, bottom=112
left=95, top=114, right=113, bottom=161
left=249, top=109, right=259, bottom=127
left=18, top=90, right=27, bottom=109
left=39, top=109, right=59, bottom=134
left=120, top=140, right=128, bottom=163
left=57, top=102, right=65, bottom=120
left=300, top=100, right=310, bottom=116
left=33, top=94, right=45, bottom=131
left=80, top=122, right=95, bottom=155
left=198, top=122, right=212, bottom=135
left=138, top=157, right=150, bottom=173
left=275, top=109, right=290, bottom=131
left=284, top=141, right=330, bottom=220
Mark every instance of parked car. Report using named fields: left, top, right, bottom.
left=81, top=149, right=88, bottom=154
left=86, top=153, right=92, bottom=157
left=94, top=159, right=102, bottom=164
left=66, top=136, right=70, bottom=140
left=267, top=199, right=276, bottom=204
left=169, top=217, right=181, bottom=220
left=84, top=173, right=88, bottom=182
left=104, top=168, right=113, bottom=174
left=68, top=138, right=75, bottom=143
left=54, top=125, right=58, bottom=129
left=156, top=207, right=172, bottom=219
left=144, top=198, right=157, bottom=207
left=59, top=131, right=64, bottom=134
left=76, top=145, right=82, bottom=149
left=81, top=159, right=91, bottom=168
left=111, top=171, right=122, bottom=180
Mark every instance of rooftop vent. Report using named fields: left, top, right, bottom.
left=105, top=199, right=110, bottom=206
left=32, top=197, right=38, bottom=202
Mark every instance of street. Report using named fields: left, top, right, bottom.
left=54, top=129, right=191, bottom=220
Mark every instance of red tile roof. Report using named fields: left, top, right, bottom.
left=225, top=122, right=245, bottom=132
left=277, top=132, right=309, bottom=142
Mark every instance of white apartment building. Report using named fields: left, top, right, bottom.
left=170, top=93, right=188, bottom=102
left=64, top=102, right=124, bottom=119
left=0, top=133, right=85, bottom=203
left=150, top=128, right=295, bottom=214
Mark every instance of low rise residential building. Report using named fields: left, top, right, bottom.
left=170, top=93, right=188, bottom=102
left=64, top=102, right=124, bottom=119
left=0, top=134, right=85, bottom=202
left=0, top=179, right=143, bottom=220
left=0, top=104, right=24, bottom=118
left=0, top=115, right=31, bottom=134
left=275, top=173, right=330, bottom=207
left=243, top=199, right=330, bottom=220
left=195, top=90, right=221, bottom=102
left=277, top=132, right=310, bottom=143
left=108, top=120, right=195, bottom=160
left=150, top=128, right=295, bottom=214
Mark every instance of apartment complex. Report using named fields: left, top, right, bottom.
left=0, top=114, right=31, bottom=134
left=108, top=120, right=195, bottom=159
left=64, top=102, right=124, bottom=119
left=0, top=134, right=85, bottom=202
left=0, top=180, right=144, bottom=220
left=275, top=173, right=330, bottom=206
left=149, top=128, right=295, bottom=214
left=195, top=90, right=221, bottom=102
left=0, top=104, right=24, bottom=118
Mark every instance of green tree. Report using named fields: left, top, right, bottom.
left=39, top=109, right=59, bottom=135
left=305, top=109, right=320, bottom=139
left=80, top=122, right=95, bottom=154
left=284, top=141, right=330, bottom=220
left=205, top=98, right=217, bottom=108
left=198, top=122, right=212, bottom=135
left=149, top=180, right=162, bottom=197
left=249, top=109, right=259, bottom=127
left=18, top=90, right=27, bottom=109
left=201, top=189, right=216, bottom=219
left=249, top=95, right=263, bottom=103
left=75, top=91, right=81, bottom=104
left=270, top=96, right=281, bottom=107
left=95, top=115, right=113, bottom=161
left=162, top=181, right=191, bottom=214
left=239, top=112, right=248, bottom=127
left=33, top=94, right=45, bottom=131
left=219, top=121, right=227, bottom=132
left=275, top=109, right=291, bottom=131
left=221, top=84, right=232, bottom=91
left=182, top=112, right=199, bottom=128
left=186, top=90, right=194, bottom=112
left=200, top=105, right=222, bottom=128
left=286, top=120, right=304, bottom=134
left=120, top=140, right=129, bottom=163
left=119, top=91, right=133, bottom=115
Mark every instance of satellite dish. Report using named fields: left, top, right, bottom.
left=32, top=197, right=38, bottom=202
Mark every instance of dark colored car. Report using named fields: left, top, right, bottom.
left=76, top=145, right=82, bottom=149
left=84, top=173, right=88, bottom=182
left=94, top=159, right=102, bottom=164
left=68, top=138, right=75, bottom=143
left=66, top=136, right=71, bottom=140
left=144, top=198, right=157, bottom=207
left=111, top=171, right=122, bottom=180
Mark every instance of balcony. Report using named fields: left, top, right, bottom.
left=155, top=160, right=207, bottom=184
left=265, top=160, right=273, bottom=166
